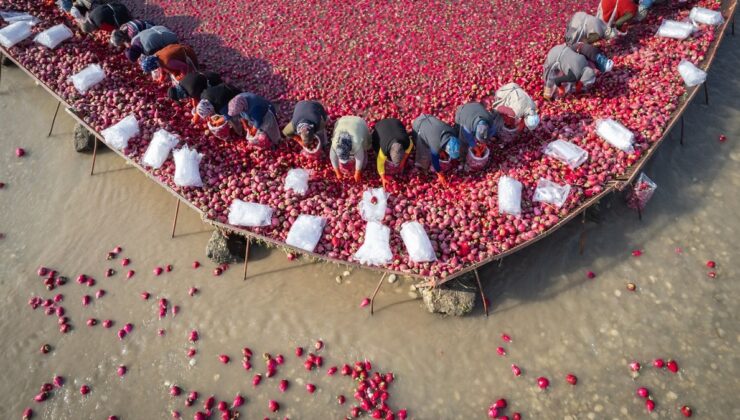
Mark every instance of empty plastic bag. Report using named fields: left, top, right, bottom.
left=498, top=176, right=522, bottom=216
left=0, top=21, right=33, bottom=48
left=0, top=10, right=37, bottom=24
left=34, top=24, right=72, bottom=49
left=656, top=20, right=695, bottom=40
left=400, top=221, right=436, bottom=263
left=543, top=140, right=588, bottom=169
left=173, top=145, right=204, bottom=187
left=69, top=64, right=105, bottom=93
left=354, top=222, right=393, bottom=266
left=533, top=179, right=571, bottom=208
left=359, top=188, right=388, bottom=222
left=596, top=119, right=634, bottom=152
left=228, top=200, right=273, bottom=227
left=285, top=214, right=325, bottom=252
left=101, top=115, right=139, bottom=150
left=677, top=59, right=706, bottom=87
left=284, top=168, right=310, bottom=195
left=142, top=129, right=179, bottom=169
left=689, top=7, right=724, bottom=26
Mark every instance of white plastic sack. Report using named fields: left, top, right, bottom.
left=359, top=188, right=388, bottom=222
left=400, top=221, right=436, bottom=263
left=543, top=140, right=588, bottom=169
left=284, top=168, right=310, bottom=195
left=656, top=20, right=695, bottom=40
left=172, top=145, right=204, bottom=188
left=595, top=119, right=634, bottom=152
left=0, top=21, right=33, bottom=48
left=69, top=64, right=105, bottom=93
left=690, top=7, right=724, bottom=26
left=285, top=214, right=325, bottom=252
left=354, top=222, right=393, bottom=266
left=34, top=24, right=73, bottom=49
left=533, top=179, right=571, bottom=208
left=227, top=199, right=273, bottom=227
left=142, top=129, right=179, bottom=169
left=0, top=10, right=38, bottom=24
left=101, top=115, right=139, bottom=150
left=677, top=59, right=707, bottom=87
left=498, top=176, right=522, bottom=216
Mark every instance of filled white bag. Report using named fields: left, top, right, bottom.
left=284, top=168, right=310, bottom=195
left=101, top=115, right=139, bottom=150
left=285, top=215, right=325, bottom=252
left=228, top=199, right=273, bottom=227
left=172, top=145, right=204, bottom=187
left=34, top=24, right=73, bottom=49
left=354, top=222, right=393, bottom=266
left=595, top=119, right=634, bottom=152
left=533, top=179, right=571, bottom=208
left=498, top=176, right=522, bottom=216
left=656, top=20, right=695, bottom=40
left=0, top=10, right=38, bottom=24
left=0, top=21, right=33, bottom=48
left=400, top=221, right=436, bottom=263
left=677, top=59, right=707, bottom=87
left=359, top=188, right=388, bottom=222
left=69, top=64, right=105, bottom=93
left=543, top=140, right=588, bottom=168
left=142, top=129, right=179, bottom=169
left=689, top=7, right=724, bottom=26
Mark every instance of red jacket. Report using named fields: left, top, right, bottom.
left=155, top=44, right=199, bottom=81
left=599, top=0, right=638, bottom=23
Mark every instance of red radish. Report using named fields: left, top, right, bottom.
left=80, top=385, right=90, bottom=395
left=337, top=395, right=346, bottom=405
left=295, top=347, right=304, bottom=357
left=170, top=386, right=181, bottom=396
left=511, top=364, right=521, bottom=376
left=171, top=411, right=180, bottom=418
left=315, top=340, right=324, bottom=350
left=126, top=270, right=135, bottom=279
left=117, top=329, right=127, bottom=339
left=653, top=359, right=665, bottom=369
left=82, top=295, right=91, bottom=306
left=631, top=249, right=642, bottom=257
left=188, top=287, right=198, bottom=296
left=53, top=376, right=64, bottom=387
left=666, top=360, right=679, bottom=373
left=102, top=319, right=113, bottom=328
left=219, top=355, right=230, bottom=364
left=87, top=318, right=97, bottom=326
left=487, top=407, right=499, bottom=419
left=232, top=394, right=244, bottom=408
left=166, top=264, right=173, bottom=272
left=537, top=377, right=549, bottom=389
left=629, top=361, right=641, bottom=372
left=242, top=360, right=251, bottom=370
left=306, top=383, right=316, bottom=393
left=360, top=298, right=371, bottom=307
left=34, top=392, right=48, bottom=402
left=157, top=329, right=165, bottom=336
left=279, top=379, right=288, bottom=392
left=217, top=401, right=228, bottom=412
left=646, top=399, right=655, bottom=412
left=37, top=267, right=49, bottom=277
left=124, top=323, right=133, bottom=333
left=718, top=135, right=727, bottom=142
left=23, top=408, right=33, bottom=419
left=15, top=148, right=26, bottom=157
left=501, top=333, right=512, bottom=342
left=268, top=400, right=279, bottom=412
left=40, top=344, right=51, bottom=354
left=117, top=365, right=127, bottom=376
left=637, top=387, right=649, bottom=398
left=140, top=292, right=150, bottom=300
left=242, top=347, right=253, bottom=358
left=398, top=410, right=407, bottom=420
left=252, top=374, right=262, bottom=387
left=680, top=405, right=692, bottom=417
left=706, top=261, right=716, bottom=268
left=512, top=413, right=521, bottom=420
left=213, top=267, right=223, bottom=276
left=327, top=366, right=338, bottom=375
left=493, top=399, right=507, bottom=409
left=121, top=258, right=130, bottom=266
left=153, top=267, right=163, bottom=276
left=187, top=348, right=197, bottom=358
left=586, top=271, right=596, bottom=279
left=565, top=374, right=577, bottom=385
left=189, top=330, right=199, bottom=342
left=113, top=247, right=122, bottom=254
left=708, top=271, right=717, bottom=278
left=496, top=346, right=506, bottom=356
left=192, top=261, right=201, bottom=269
left=95, top=289, right=105, bottom=298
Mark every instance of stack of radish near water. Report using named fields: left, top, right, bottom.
left=0, top=0, right=730, bottom=280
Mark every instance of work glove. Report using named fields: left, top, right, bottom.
left=354, top=170, right=362, bottom=183
left=436, top=172, right=448, bottom=187
left=334, top=168, right=342, bottom=180
left=381, top=175, right=390, bottom=189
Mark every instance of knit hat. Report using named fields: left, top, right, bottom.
left=167, top=84, right=187, bottom=101
left=475, top=120, right=490, bottom=141
left=445, top=137, right=460, bottom=160
left=110, top=30, right=128, bottom=47
left=140, top=54, right=159, bottom=73
left=297, top=122, right=314, bottom=141
left=196, top=99, right=215, bottom=119
left=337, top=134, right=352, bottom=163
left=227, top=93, right=248, bottom=118
left=389, top=142, right=405, bottom=165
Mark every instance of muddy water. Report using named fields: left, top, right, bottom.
left=1, top=35, right=739, bottom=419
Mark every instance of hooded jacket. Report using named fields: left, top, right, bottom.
left=330, top=116, right=371, bottom=172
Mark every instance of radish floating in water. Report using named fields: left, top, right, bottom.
left=232, top=394, right=244, bottom=408
left=681, top=405, right=692, bottom=417
left=360, top=298, right=371, bottom=307
left=117, top=365, right=127, bottom=376
left=15, top=148, right=26, bottom=157
left=511, top=364, right=521, bottom=376
left=501, top=333, right=512, bottom=342
left=153, top=267, right=163, bottom=276
left=586, top=271, right=596, bottom=279
left=219, top=355, right=230, bottom=364
left=637, top=387, right=649, bottom=398
left=631, top=249, right=642, bottom=257
left=565, top=374, right=577, bottom=385
left=629, top=361, right=641, bottom=372
left=537, top=377, right=549, bottom=389
left=188, top=330, right=199, bottom=342
left=646, top=399, right=655, bottom=412
left=192, top=261, right=200, bottom=269
left=496, top=347, right=506, bottom=356
left=80, top=385, right=90, bottom=395
left=170, top=386, right=181, bottom=396
left=306, top=383, right=316, bottom=393
left=653, top=359, right=665, bottom=369
left=268, top=400, right=279, bottom=412
left=23, top=408, right=33, bottom=419
left=667, top=360, right=679, bottom=373
left=252, top=374, right=262, bottom=387
left=279, top=379, right=288, bottom=392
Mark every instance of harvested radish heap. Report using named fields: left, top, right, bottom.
left=0, top=0, right=724, bottom=280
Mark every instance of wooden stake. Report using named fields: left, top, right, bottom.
left=680, top=115, right=684, bottom=145
left=637, top=206, right=643, bottom=221
left=243, top=238, right=250, bottom=281
left=474, top=269, right=488, bottom=317
left=48, top=101, right=61, bottom=137
left=171, top=199, right=180, bottom=238
left=579, top=210, right=587, bottom=255
left=370, top=273, right=386, bottom=315
left=90, top=135, right=98, bottom=175
left=703, top=82, right=709, bottom=105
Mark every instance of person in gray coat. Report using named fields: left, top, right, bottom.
left=543, top=43, right=613, bottom=100
left=411, top=114, right=460, bottom=186
left=125, top=26, right=179, bottom=62
left=454, top=102, right=501, bottom=162
left=565, top=12, right=617, bottom=45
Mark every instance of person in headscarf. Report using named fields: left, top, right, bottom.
left=411, top=114, right=460, bottom=186
left=371, top=118, right=413, bottom=188
left=454, top=102, right=501, bottom=165
left=168, top=71, right=223, bottom=108
left=110, top=19, right=154, bottom=47
left=140, top=43, right=198, bottom=84
left=543, top=43, right=613, bottom=100
left=492, top=83, right=540, bottom=133
left=76, top=2, right=131, bottom=33
left=193, top=83, right=240, bottom=124
left=227, top=92, right=281, bottom=147
left=329, top=116, right=371, bottom=182
left=565, top=12, right=617, bottom=45
left=282, top=100, right=329, bottom=152
left=124, top=26, right=178, bottom=62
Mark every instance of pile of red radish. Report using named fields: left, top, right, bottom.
left=0, top=0, right=726, bottom=280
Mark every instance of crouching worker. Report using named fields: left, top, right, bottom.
left=193, top=83, right=240, bottom=140
left=227, top=93, right=281, bottom=148
left=76, top=2, right=131, bottom=33
left=110, top=19, right=154, bottom=47
left=329, top=116, right=371, bottom=182
left=283, top=100, right=329, bottom=156
left=371, top=118, right=413, bottom=188
left=124, top=26, right=179, bottom=63
left=454, top=102, right=500, bottom=170
left=167, top=71, right=223, bottom=108
left=566, top=12, right=617, bottom=45
left=411, top=114, right=460, bottom=186
left=492, top=83, right=540, bottom=135
left=140, top=43, right=199, bottom=85
left=543, top=43, right=613, bottom=100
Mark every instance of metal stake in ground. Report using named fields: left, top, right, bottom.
left=48, top=101, right=61, bottom=137
left=243, top=237, right=250, bottom=281
left=370, top=272, right=387, bottom=315
left=474, top=269, right=489, bottom=317
left=90, top=135, right=98, bottom=175
left=171, top=199, right=181, bottom=238
left=703, top=82, right=709, bottom=105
